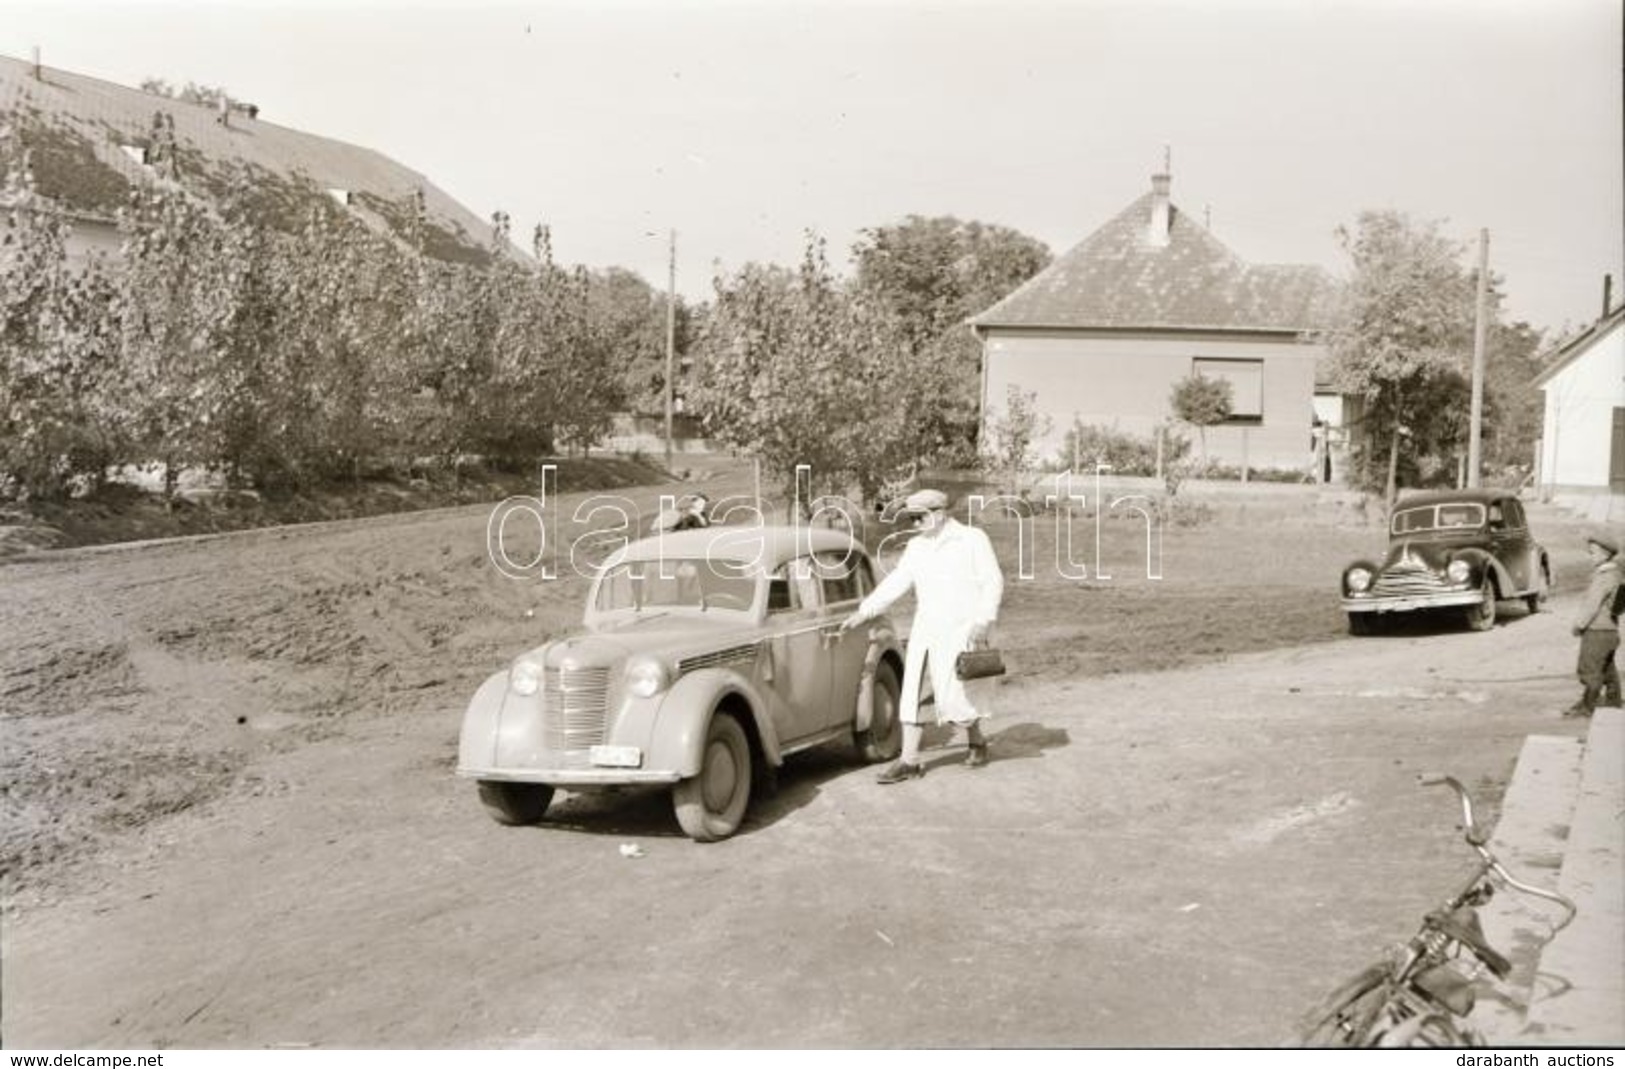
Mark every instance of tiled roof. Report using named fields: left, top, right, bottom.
left=0, top=54, right=496, bottom=264
left=972, top=188, right=1339, bottom=333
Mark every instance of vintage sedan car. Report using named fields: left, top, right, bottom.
left=457, top=525, right=905, bottom=841
left=1340, top=489, right=1551, bottom=635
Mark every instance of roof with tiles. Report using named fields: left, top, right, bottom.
left=0, top=53, right=497, bottom=265
left=972, top=179, right=1340, bottom=334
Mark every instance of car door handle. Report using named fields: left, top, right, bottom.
left=819, top=626, right=842, bottom=647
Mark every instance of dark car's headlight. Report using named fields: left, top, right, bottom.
left=1346, top=567, right=1373, bottom=594
left=625, top=657, right=670, bottom=698
left=1446, top=559, right=1471, bottom=584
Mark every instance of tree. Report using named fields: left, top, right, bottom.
left=691, top=233, right=949, bottom=504
left=1169, top=372, right=1232, bottom=465
left=853, top=216, right=1050, bottom=461
left=1325, top=211, right=1479, bottom=505
left=0, top=126, right=121, bottom=499
left=984, top=384, right=1051, bottom=492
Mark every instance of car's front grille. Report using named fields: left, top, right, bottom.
left=1372, top=560, right=1449, bottom=598
left=543, top=666, right=610, bottom=751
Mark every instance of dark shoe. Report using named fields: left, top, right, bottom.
left=964, top=743, right=989, bottom=769
left=1562, top=702, right=1594, bottom=719
left=876, top=761, right=924, bottom=785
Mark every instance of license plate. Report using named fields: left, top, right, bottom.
left=590, top=745, right=643, bottom=768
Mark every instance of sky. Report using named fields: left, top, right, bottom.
left=4, top=0, right=1622, bottom=336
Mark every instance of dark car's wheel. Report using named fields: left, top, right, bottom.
left=1525, top=564, right=1550, bottom=614
left=855, top=659, right=902, bottom=763
left=1348, top=612, right=1378, bottom=637
left=673, top=712, right=752, bottom=842
left=1465, top=578, right=1497, bottom=631
left=477, top=780, right=555, bottom=826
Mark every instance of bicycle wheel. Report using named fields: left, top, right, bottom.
left=1296, top=963, right=1392, bottom=1047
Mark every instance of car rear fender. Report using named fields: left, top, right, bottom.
left=457, top=670, right=512, bottom=772
left=852, top=627, right=904, bottom=732
left=646, top=668, right=780, bottom=776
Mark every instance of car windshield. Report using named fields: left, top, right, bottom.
left=594, top=558, right=757, bottom=613
left=1391, top=503, right=1485, bottom=535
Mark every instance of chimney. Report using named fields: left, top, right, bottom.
left=1604, top=274, right=1614, bottom=317
left=31, top=46, right=41, bottom=80
left=1147, top=172, right=1172, bottom=247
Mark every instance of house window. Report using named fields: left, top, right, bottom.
left=1192, top=358, right=1263, bottom=422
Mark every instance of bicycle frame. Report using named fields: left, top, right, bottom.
left=1297, top=774, right=1577, bottom=1048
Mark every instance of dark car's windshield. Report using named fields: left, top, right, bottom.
left=1391, top=503, right=1486, bottom=536
left=595, top=558, right=757, bottom=613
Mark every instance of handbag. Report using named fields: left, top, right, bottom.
left=955, top=646, right=1007, bottom=681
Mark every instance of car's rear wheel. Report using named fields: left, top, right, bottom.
left=477, top=780, right=555, bottom=826
left=1525, top=564, right=1550, bottom=614
left=1348, top=612, right=1378, bottom=637
left=673, top=712, right=752, bottom=842
left=855, top=660, right=902, bottom=763
left=1465, top=578, right=1497, bottom=631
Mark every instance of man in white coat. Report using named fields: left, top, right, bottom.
left=841, top=488, right=1005, bottom=783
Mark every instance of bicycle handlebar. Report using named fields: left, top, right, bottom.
left=1417, top=772, right=1579, bottom=935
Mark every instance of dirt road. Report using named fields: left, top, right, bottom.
left=0, top=485, right=1593, bottom=1048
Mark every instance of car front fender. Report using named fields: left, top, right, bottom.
left=645, top=667, right=780, bottom=777
left=1449, top=547, right=1510, bottom=594
left=456, top=670, right=511, bottom=773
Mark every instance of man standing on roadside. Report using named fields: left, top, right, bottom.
left=841, top=488, right=1004, bottom=783
left=1566, top=532, right=1622, bottom=718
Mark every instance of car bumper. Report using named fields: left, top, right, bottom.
left=1342, top=591, right=1485, bottom=614
left=457, top=766, right=683, bottom=787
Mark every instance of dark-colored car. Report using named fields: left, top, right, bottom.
left=1339, top=489, right=1551, bottom=635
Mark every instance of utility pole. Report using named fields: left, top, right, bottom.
left=1467, top=228, right=1489, bottom=488
left=664, top=228, right=676, bottom=472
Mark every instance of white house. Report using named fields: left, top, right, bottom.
left=970, top=171, right=1340, bottom=477
left=1535, top=303, right=1625, bottom=520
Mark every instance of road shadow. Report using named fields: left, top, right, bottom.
left=531, top=739, right=868, bottom=841
left=1353, top=599, right=1541, bottom=639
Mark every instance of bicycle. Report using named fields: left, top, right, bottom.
left=1295, top=773, right=1578, bottom=1048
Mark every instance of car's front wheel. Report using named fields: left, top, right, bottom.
left=478, top=780, right=555, bottom=826
left=854, top=659, right=903, bottom=763
left=673, top=712, right=752, bottom=842
left=1465, top=578, right=1497, bottom=632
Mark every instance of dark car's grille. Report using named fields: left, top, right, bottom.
left=543, top=666, right=610, bottom=751
left=678, top=643, right=759, bottom=675
left=1372, top=559, right=1449, bottom=598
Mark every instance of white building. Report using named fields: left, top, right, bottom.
left=1535, top=303, right=1625, bottom=520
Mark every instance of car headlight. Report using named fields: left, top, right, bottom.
left=625, top=657, right=670, bottom=699
left=509, top=658, right=542, bottom=696
left=1346, top=567, right=1373, bottom=594
left=1446, top=559, right=1471, bottom=584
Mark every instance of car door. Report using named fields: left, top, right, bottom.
left=762, top=556, right=832, bottom=745
left=814, top=549, right=873, bottom=731
left=1493, top=497, right=1533, bottom=592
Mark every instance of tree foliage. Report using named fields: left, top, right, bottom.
left=1326, top=210, right=1480, bottom=502
left=691, top=233, right=963, bottom=504
left=853, top=215, right=1050, bottom=461
left=1169, top=372, right=1233, bottom=462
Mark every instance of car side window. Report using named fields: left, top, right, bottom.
left=813, top=550, right=863, bottom=605
left=1504, top=500, right=1526, bottom=530
left=789, top=557, right=823, bottom=611
left=767, top=567, right=795, bottom=613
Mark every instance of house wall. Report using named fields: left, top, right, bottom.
left=980, top=329, right=1328, bottom=473
left=1539, top=322, right=1624, bottom=491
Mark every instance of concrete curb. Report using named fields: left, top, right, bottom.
left=1523, top=708, right=1625, bottom=1045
